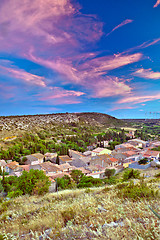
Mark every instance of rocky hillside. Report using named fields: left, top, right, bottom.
left=0, top=112, right=123, bottom=138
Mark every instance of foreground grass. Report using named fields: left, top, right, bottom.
left=0, top=181, right=160, bottom=240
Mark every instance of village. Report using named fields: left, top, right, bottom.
left=0, top=128, right=160, bottom=193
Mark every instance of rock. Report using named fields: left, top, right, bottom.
left=98, top=206, right=108, bottom=212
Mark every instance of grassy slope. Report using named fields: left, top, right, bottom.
left=0, top=178, right=160, bottom=240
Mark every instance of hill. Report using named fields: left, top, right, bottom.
left=0, top=175, right=160, bottom=239
left=0, top=112, right=124, bottom=139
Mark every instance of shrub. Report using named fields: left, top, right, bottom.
left=117, top=181, right=159, bottom=200
left=104, top=168, right=116, bottom=179
left=104, top=176, right=117, bottom=185
left=7, top=189, right=23, bottom=198
left=154, top=172, right=160, bottom=178
left=17, top=169, right=51, bottom=195
left=138, top=158, right=148, bottom=165
left=123, top=169, right=140, bottom=181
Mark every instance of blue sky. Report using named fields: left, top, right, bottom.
left=0, top=0, right=160, bottom=118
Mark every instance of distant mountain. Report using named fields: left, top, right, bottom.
left=0, top=112, right=124, bottom=138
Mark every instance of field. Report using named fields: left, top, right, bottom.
left=0, top=175, right=160, bottom=240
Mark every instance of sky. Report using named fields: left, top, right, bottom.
left=0, top=0, right=160, bottom=118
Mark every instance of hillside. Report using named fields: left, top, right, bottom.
left=0, top=175, right=160, bottom=239
left=0, top=112, right=124, bottom=139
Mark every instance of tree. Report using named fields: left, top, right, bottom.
left=138, top=158, right=148, bottom=165
left=17, top=169, right=51, bottom=195
left=70, top=170, right=84, bottom=184
left=56, top=155, right=59, bottom=165
left=105, top=168, right=116, bottom=179
left=123, top=169, right=140, bottom=181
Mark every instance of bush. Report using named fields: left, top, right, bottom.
left=155, top=172, right=160, bottom=178
left=104, top=176, right=117, bottom=185
left=138, top=158, right=148, bottom=165
left=123, top=169, right=140, bottom=181
left=104, top=168, right=116, bottom=179
left=117, top=181, right=159, bottom=200
left=17, top=169, right=51, bottom=195
left=7, top=189, right=23, bottom=198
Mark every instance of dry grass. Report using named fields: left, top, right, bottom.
left=0, top=182, right=160, bottom=239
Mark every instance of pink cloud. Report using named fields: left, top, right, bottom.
left=0, top=84, right=15, bottom=99
left=91, top=77, right=132, bottom=98
left=111, top=105, right=136, bottom=111
left=41, top=87, right=85, bottom=100
left=106, top=19, right=133, bottom=36
left=118, top=93, right=160, bottom=104
left=29, top=51, right=142, bottom=86
left=154, top=0, right=160, bottom=7
left=133, top=68, right=160, bottom=80
left=0, top=0, right=103, bottom=54
left=39, top=87, right=84, bottom=105
left=0, top=66, right=46, bottom=87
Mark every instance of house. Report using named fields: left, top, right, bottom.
left=91, top=147, right=112, bottom=156
left=57, top=163, right=76, bottom=172
left=6, top=161, right=23, bottom=175
left=70, top=158, right=88, bottom=168
left=86, top=171, right=106, bottom=179
left=21, top=153, right=45, bottom=165
left=143, top=149, right=160, bottom=160
left=44, top=152, right=57, bottom=163
left=128, top=139, right=147, bottom=148
left=59, top=155, right=72, bottom=164
left=40, top=162, right=61, bottom=174
left=69, top=150, right=84, bottom=159
left=90, top=154, right=118, bottom=168
left=49, top=178, right=57, bottom=192
left=31, top=153, right=45, bottom=163
left=47, top=172, right=71, bottom=179
left=0, top=160, right=7, bottom=172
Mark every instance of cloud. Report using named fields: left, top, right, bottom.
left=106, top=19, right=133, bottom=37
left=0, top=65, right=46, bottom=87
left=39, top=87, right=85, bottom=105
left=153, top=0, right=160, bottom=7
left=91, top=77, right=132, bottom=98
left=118, top=93, right=160, bottom=104
left=29, top=51, right=142, bottom=86
left=133, top=68, right=160, bottom=80
left=0, top=0, right=103, bottom=54
left=111, top=105, right=136, bottom=111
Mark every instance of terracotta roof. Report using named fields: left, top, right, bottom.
left=40, top=162, right=61, bottom=173
left=20, top=165, right=30, bottom=171
left=109, top=157, right=118, bottom=162
left=145, top=150, right=160, bottom=157
left=59, top=155, right=72, bottom=162
left=48, top=172, right=71, bottom=179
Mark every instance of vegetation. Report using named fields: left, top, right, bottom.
left=0, top=177, right=159, bottom=239
left=122, top=169, right=140, bottom=181
left=138, top=157, right=148, bottom=165
left=105, top=168, right=116, bottom=179
left=1, top=169, right=51, bottom=197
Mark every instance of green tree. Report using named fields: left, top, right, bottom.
left=123, top=169, right=140, bottom=181
left=17, top=169, right=51, bottom=195
left=105, top=168, right=116, bottom=179
left=70, top=170, right=84, bottom=184
left=138, top=158, right=148, bottom=165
